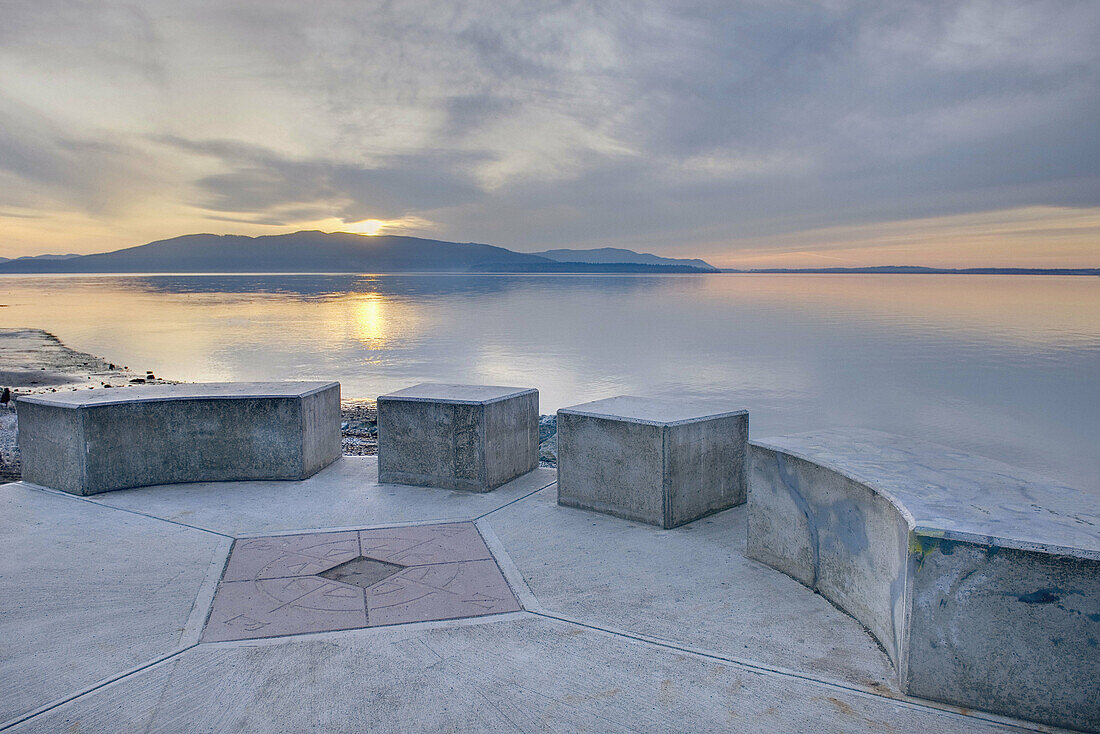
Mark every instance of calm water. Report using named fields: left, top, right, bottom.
left=2, top=273, right=1097, bottom=490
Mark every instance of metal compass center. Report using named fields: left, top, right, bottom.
left=319, top=556, right=405, bottom=590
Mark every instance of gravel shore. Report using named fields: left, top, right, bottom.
left=0, top=328, right=558, bottom=481
left=340, top=399, right=378, bottom=456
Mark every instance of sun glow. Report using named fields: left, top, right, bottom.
left=348, top=219, right=387, bottom=236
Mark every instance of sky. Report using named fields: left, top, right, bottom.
left=0, top=0, right=1097, bottom=267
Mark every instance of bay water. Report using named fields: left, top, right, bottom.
left=2, top=273, right=1096, bottom=490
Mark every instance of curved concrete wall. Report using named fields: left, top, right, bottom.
left=905, top=534, right=1099, bottom=730
left=747, top=446, right=912, bottom=672
left=747, top=436, right=1100, bottom=732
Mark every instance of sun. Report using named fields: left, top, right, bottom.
left=348, top=219, right=386, bottom=236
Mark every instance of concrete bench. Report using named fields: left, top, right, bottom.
left=557, top=396, right=748, bottom=528
left=377, top=383, right=538, bottom=492
left=17, top=382, right=341, bottom=495
left=747, top=429, right=1099, bottom=731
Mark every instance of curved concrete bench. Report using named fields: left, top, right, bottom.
left=17, top=382, right=341, bottom=495
left=747, top=429, right=1099, bottom=732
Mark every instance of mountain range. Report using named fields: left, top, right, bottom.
left=0, top=253, right=81, bottom=264
left=0, top=233, right=1093, bottom=275
left=0, top=232, right=717, bottom=274
left=717, top=266, right=1100, bottom=275
left=531, top=247, right=715, bottom=271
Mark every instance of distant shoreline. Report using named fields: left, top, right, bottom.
left=2, top=231, right=1094, bottom=276
left=717, top=266, right=1100, bottom=276
left=0, top=268, right=1096, bottom=277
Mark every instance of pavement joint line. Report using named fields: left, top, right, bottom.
left=10, top=469, right=556, bottom=541
left=0, top=600, right=1056, bottom=732
left=180, top=536, right=234, bottom=646
left=221, top=556, right=497, bottom=585
left=528, top=610, right=1051, bottom=733
left=234, top=517, right=476, bottom=539
left=6, top=470, right=1059, bottom=731
left=349, top=609, right=531, bottom=631
left=17, top=481, right=236, bottom=539
left=0, top=645, right=198, bottom=732
left=474, top=518, right=545, bottom=614
left=473, top=478, right=557, bottom=521
left=0, top=610, right=529, bottom=729
left=198, top=610, right=533, bottom=649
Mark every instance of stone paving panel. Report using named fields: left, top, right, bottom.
left=203, top=576, right=367, bottom=642
left=359, top=522, right=493, bottom=565
left=366, top=559, right=520, bottom=627
left=222, top=531, right=360, bottom=582
left=204, top=522, right=518, bottom=642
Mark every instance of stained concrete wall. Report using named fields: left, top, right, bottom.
left=557, top=412, right=665, bottom=524
left=747, top=447, right=911, bottom=669
left=484, top=390, right=539, bottom=489
left=300, top=383, right=342, bottom=477
left=15, top=400, right=87, bottom=494
left=907, top=535, right=1100, bottom=731
left=665, top=412, right=748, bottom=527
left=377, top=384, right=538, bottom=492
left=556, top=397, right=747, bottom=528
left=747, top=434, right=1100, bottom=732
left=378, top=398, right=479, bottom=488
left=17, top=382, right=340, bottom=495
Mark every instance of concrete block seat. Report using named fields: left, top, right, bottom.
left=557, top=395, right=748, bottom=528
left=747, top=428, right=1099, bottom=732
left=17, top=381, right=341, bottom=495
left=378, top=383, right=538, bottom=492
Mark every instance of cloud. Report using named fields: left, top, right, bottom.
left=700, top=205, right=1100, bottom=268
left=155, top=136, right=487, bottom=224
left=0, top=0, right=1097, bottom=263
left=0, top=95, right=164, bottom=216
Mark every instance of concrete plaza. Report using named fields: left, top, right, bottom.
left=0, top=457, right=1074, bottom=732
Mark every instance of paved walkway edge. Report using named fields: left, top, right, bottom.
left=180, top=537, right=234, bottom=646
left=0, top=646, right=197, bottom=732
left=475, top=518, right=545, bottom=613
left=525, top=610, right=1053, bottom=733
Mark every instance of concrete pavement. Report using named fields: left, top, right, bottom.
left=0, top=457, right=1075, bottom=732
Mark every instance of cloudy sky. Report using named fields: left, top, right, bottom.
left=1, top=0, right=1097, bottom=266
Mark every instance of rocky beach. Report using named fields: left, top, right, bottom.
left=0, top=328, right=176, bottom=481
left=0, top=328, right=558, bottom=481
